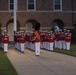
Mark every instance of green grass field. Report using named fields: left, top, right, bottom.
left=54, top=45, right=76, bottom=57
left=0, top=48, right=18, bottom=75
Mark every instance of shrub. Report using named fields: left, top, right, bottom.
left=71, top=28, right=76, bottom=44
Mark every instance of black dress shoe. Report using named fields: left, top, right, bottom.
left=4, top=52, right=7, bottom=53
left=35, top=55, right=39, bottom=56
left=21, top=51, right=24, bottom=53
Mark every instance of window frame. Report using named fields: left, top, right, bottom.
left=27, top=0, right=36, bottom=11
left=9, top=0, right=17, bottom=11
left=53, top=0, right=62, bottom=11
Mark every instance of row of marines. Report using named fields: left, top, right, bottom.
left=23, top=29, right=71, bottom=52
left=0, top=28, right=71, bottom=56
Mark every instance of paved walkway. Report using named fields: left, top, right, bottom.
left=6, top=48, right=76, bottom=75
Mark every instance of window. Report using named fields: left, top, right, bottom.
left=9, top=0, right=17, bottom=11
left=53, top=0, right=62, bottom=11
left=9, top=0, right=14, bottom=10
left=27, top=0, right=36, bottom=11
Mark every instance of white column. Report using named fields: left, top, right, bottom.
left=14, top=0, right=17, bottom=31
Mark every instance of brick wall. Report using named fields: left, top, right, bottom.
left=0, top=0, right=76, bottom=30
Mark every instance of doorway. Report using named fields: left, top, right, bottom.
left=8, top=23, right=14, bottom=41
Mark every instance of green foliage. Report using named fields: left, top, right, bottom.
left=0, top=48, right=18, bottom=75
left=71, top=28, right=76, bottom=44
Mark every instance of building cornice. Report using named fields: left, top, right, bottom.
left=0, top=10, right=76, bottom=13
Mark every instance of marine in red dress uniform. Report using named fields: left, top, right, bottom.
left=32, top=23, right=41, bottom=56
left=19, top=31, right=25, bottom=53
left=40, top=31, right=44, bottom=49
left=42, top=31, right=46, bottom=49
left=58, top=29, right=63, bottom=49
left=25, top=32, right=29, bottom=49
left=62, top=29, right=67, bottom=50
left=2, top=30, right=9, bottom=53
left=15, top=32, right=20, bottom=50
left=54, top=30, right=58, bottom=48
left=30, top=32, right=35, bottom=51
left=48, top=31, right=55, bottom=51
left=65, top=30, right=71, bottom=50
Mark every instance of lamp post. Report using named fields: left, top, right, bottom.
left=14, top=0, right=17, bottom=31
left=71, top=0, right=73, bottom=26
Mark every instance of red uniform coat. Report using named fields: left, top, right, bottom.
left=19, top=34, right=25, bottom=43
left=32, top=30, right=41, bottom=42
left=62, top=32, right=67, bottom=41
left=30, top=34, right=35, bottom=43
left=59, top=32, right=63, bottom=41
left=16, top=34, right=20, bottom=42
left=2, top=34, right=9, bottom=43
left=25, top=34, right=28, bottom=41
left=42, top=33, right=46, bottom=42
left=65, top=33, right=71, bottom=42
left=48, top=34, right=55, bottom=42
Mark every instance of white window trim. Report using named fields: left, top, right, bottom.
left=27, top=0, right=36, bottom=11
left=9, top=0, right=18, bottom=12
left=53, top=0, right=62, bottom=11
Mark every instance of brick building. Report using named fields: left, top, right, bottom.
left=0, top=0, right=76, bottom=41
